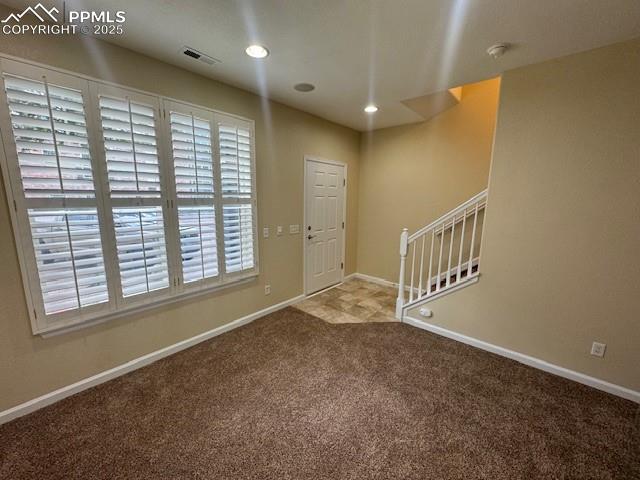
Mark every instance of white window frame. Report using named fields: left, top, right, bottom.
left=163, top=100, right=222, bottom=293
left=91, top=82, right=176, bottom=308
left=0, top=55, right=259, bottom=336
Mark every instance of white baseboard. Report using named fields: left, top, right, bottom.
left=350, top=272, right=399, bottom=289
left=404, top=315, right=640, bottom=404
left=0, top=295, right=305, bottom=425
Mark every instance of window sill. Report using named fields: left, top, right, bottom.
left=39, top=273, right=259, bottom=338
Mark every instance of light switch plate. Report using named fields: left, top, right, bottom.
left=276, top=225, right=283, bottom=236
left=263, top=227, right=269, bottom=238
left=289, top=224, right=300, bottom=234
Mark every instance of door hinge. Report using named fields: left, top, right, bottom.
left=343, top=178, right=346, bottom=187
left=342, top=221, right=344, bottom=229
left=13, top=199, right=17, bottom=212
left=33, top=308, right=37, bottom=319
left=341, top=262, right=344, bottom=269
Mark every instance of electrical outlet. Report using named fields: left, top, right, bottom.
left=419, top=307, right=432, bottom=318
left=276, top=225, right=283, bottom=236
left=263, top=227, right=269, bottom=238
left=590, top=342, right=606, bottom=358
left=289, top=224, right=300, bottom=234
left=264, top=284, right=271, bottom=295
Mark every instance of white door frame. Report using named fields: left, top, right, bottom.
left=303, top=155, right=347, bottom=296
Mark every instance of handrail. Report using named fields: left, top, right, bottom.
left=408, top=189, right=488, bottom=242
left=396, top=189, right=488, bottom=319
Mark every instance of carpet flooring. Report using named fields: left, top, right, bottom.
left=0, top=307, right=638, bottom=479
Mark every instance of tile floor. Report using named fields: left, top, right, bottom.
left=294, top=278, right=399, bottom=324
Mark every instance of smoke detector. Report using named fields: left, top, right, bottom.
left=487, top=43, right=508, bottom=59
left=181, top=47, right=220, bottom=66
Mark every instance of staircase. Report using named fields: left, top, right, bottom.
left=395, top=190, right=487, bottom=319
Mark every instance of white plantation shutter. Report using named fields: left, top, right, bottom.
left=217, top=115, right=257, bottom=276
left=0, top=59, right=258, bottom=334
left=99, top=96, right=161, bottom=198
left=170, top=112, right=214, bottom=198
left=167, top=103, right=220, bottom=286
left=28, top=209, right=108, bottom=314
left=177, top=206, right=218, bottom=283
left=219, top=124, right=252, bottom=198
left=3, top=75, right=96, bottom=198
left=222, top=204, right=255, bottom=273
left=113, top=207, right=169, bottom=296
left=0, top=65, right=111, bottom=328
left=96, top=89, right=170, bottom=300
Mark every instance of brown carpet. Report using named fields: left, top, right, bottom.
left=1, top=307, right=638, bottom=479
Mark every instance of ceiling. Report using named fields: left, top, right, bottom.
left=2, top=0, right=640, bottom=131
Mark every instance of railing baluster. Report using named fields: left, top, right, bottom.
left=409, top=241, right=416, bottom=302
left=436, top=224, right=445, bottom=291
left=427, top=230, right=435, bottom=295
left=418, top=235, right=425, bottom=299
left=457, top=208, right=467, bottom=282
left=446, top=218, right=455, bottom=287
left=468, top=203, right=479, bottom=275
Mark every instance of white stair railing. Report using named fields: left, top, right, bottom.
left=396, top=189, right=488, bottom=319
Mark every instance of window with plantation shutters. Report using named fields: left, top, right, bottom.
left=0, top=58, right=258, bottom=335
left=97, top=89, right=170, bottom=299
left=217, top=115, right=256, bottom=275
left=167, top=104, right=219, bottom=286
left=0, top=65, right=110, bottom=326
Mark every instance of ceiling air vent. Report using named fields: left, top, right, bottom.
left=181, top=47, right=220, bottom=66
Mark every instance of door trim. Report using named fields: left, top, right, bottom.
left=303, top=155, right=347, bottom=296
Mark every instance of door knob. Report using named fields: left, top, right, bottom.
left=307, top=234, right=316, bottom=240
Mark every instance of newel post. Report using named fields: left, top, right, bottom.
left=395, top=228, right=409, bottom=320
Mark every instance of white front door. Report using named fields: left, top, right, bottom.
left=305, top=158, right=345, bottom=294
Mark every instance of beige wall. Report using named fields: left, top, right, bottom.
left=408, top=38, right=640, bottom=392
left=0, top=5, right=360, bottom=410
left=357, top=78, right=500, bottom=282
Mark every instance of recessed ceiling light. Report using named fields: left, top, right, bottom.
left=294, top=83, right=315, bottom=92
left=364, top=104, right=378, bottom=114
left=245, top=44, right=269, bottom=59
